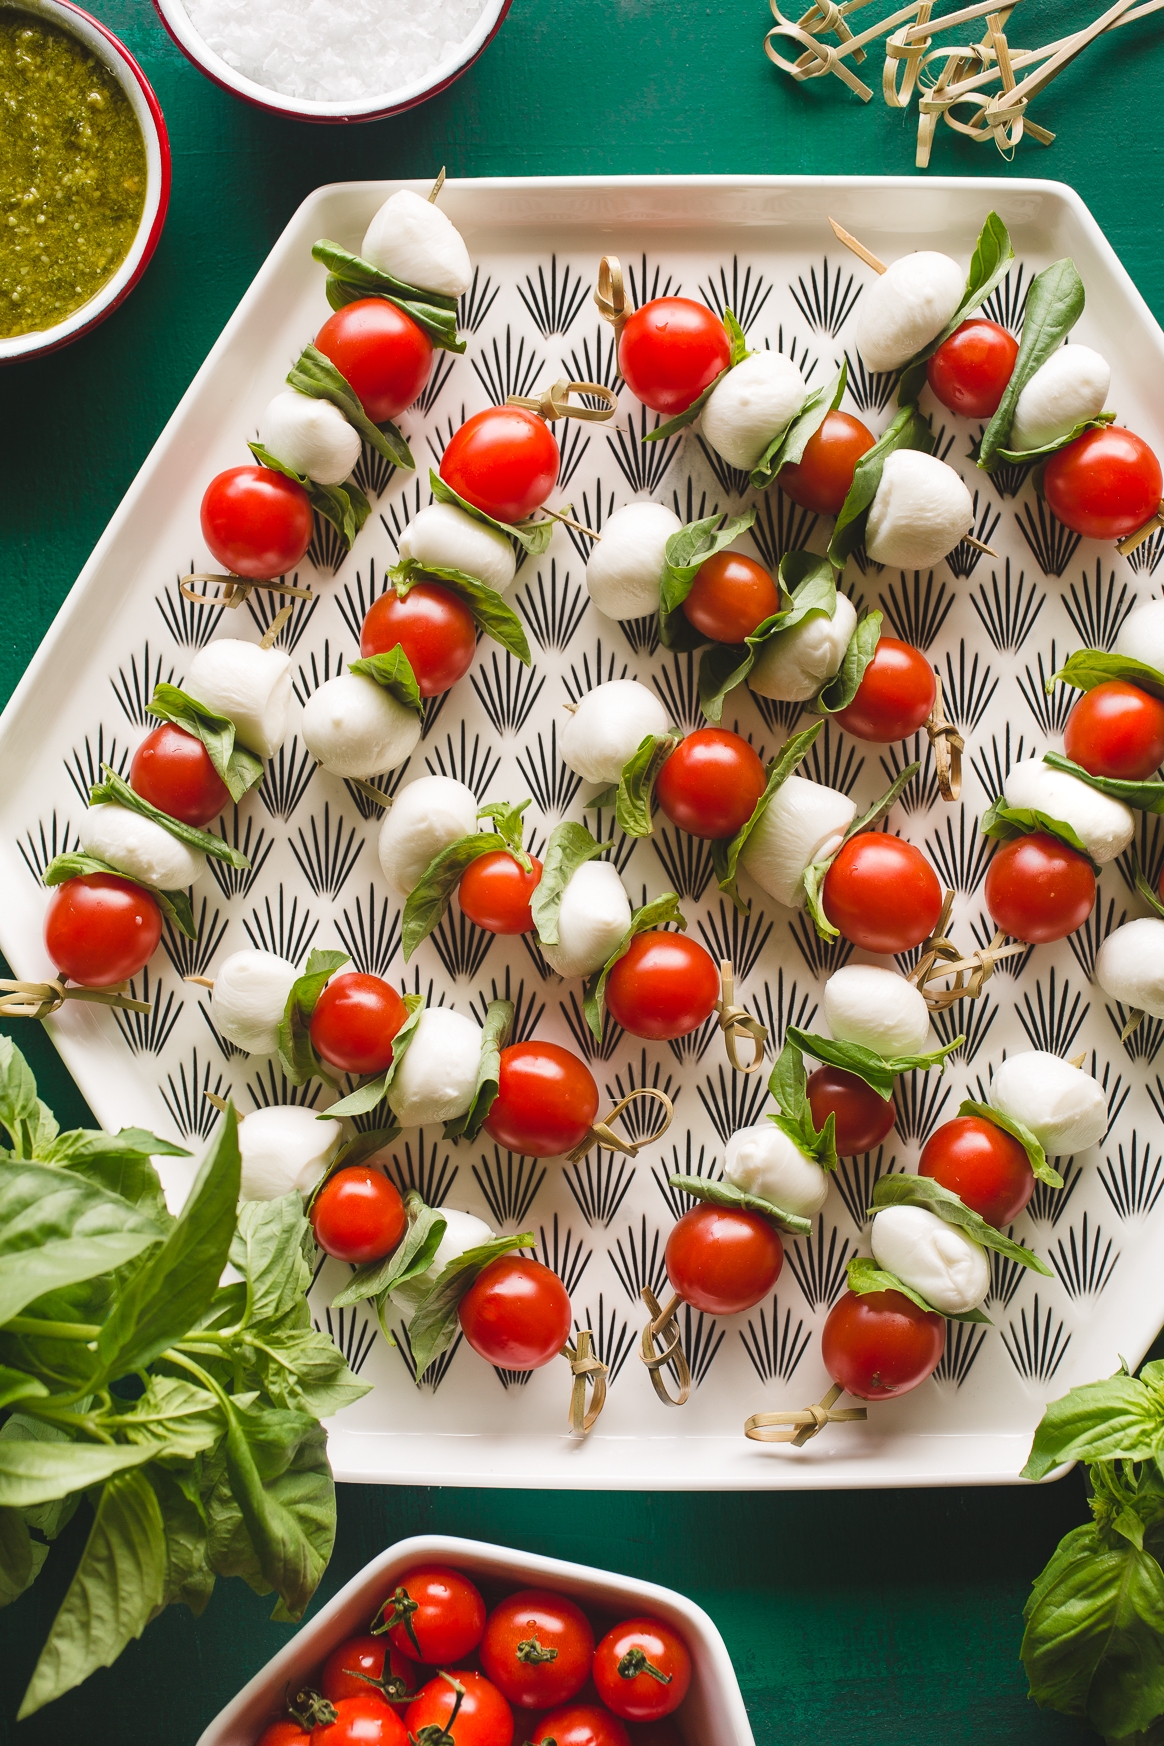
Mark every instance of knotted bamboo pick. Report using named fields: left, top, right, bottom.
left=563, top=1329, right=608, bottom=1435
left=745, top=1382, right=867, bottom=1445
left=0, top=978, right=152, bottom=1020
left=507, top=379, right=618, bottom=423
left=716, top=961, right=768, bottom=1073
left=639, top=1285, right=692, bottom=1407
left=180, top=574, right=314, bottom=609
left=565, top=1086, right=674, bottom=1164
left=908, top=888, right=1028, bottom=1011
left=926, top=670, right=963, bottom=802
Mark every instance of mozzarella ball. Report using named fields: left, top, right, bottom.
left=185, top=640, right=293, bottom=761
left=258, top=390, right=361, bottom=486
left=1009, top=346, right=1110, bottom=454
left=1003, top=759, right=1133, bottom=866
left=853, top=251, right=965, bottom=373
left=302, top=673, right=421, bottom=780
left=864, top=449, right=974, bottom=570
left=212, top=949, right=299, bottom=1056
left=989, top=1051, right=1107, bottom=1157
left=870, top=1204, right=990, bottom=1314
left=539, top=860, right=633, bottom=979
left=398, top=501, right=516, bottom=594
left=377, top=776, right=478, bottom=895
left=824, top=965, right=932, bottom=1058
left=1114, top=599, right=1164, bottom=676
left=361, top=187, right=472, bottom=298
left=585, top=502, right=682, bottom=620
left=739, top=775, right=856, bottom=909
left=700, top=352, right=809, bottom=472
left=1097, top=917, right=1164, bottom=1019
left=391, top=1206, right=494, bottom=1321
left=387, top=1007, right=482, bottom=1128
left=749, top=593, right=858, bottom=702
left=724, top=1124, right=829, bottom=1218
left=238, top=1106, right=343, bottom=1200
left=560, top=680, right=669, bottom=785
left=80, top=802, right=206, bottom=892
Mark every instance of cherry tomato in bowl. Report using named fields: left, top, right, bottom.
left=984, top=831, right=1095, bottom=944
left=593, top=1618, right=692, bottom=1722
left=919, top=1114, right=1034, bottom=1226
left=130, top=722, right=230, bottom=827
left=618, top=297, right=730, bottom=417
left=604, top=932, right=720, bottom=1041
left=361, top=584, right=478, bottom=697
left=681, top=550, right=781, bottom=643
left=458, top=852, right=543, bottom=934
left=440, top=406, right=559, bottom=524
left=821, top=1288, right=945, bottom=1401
left=45, top=873, right=162, bottom=987
left=459, top=1255, right=572, bottom=1370
left=321, top=1634, right=421, bottom=1706
left=483, top=1042, right=599, bottom=1158
left=480, top=1588, right=594, bottom=1711
left=530, top=1706, right=631, bottom=1746
left=806, top=1065, right=896, bottom=1156
left=655, top=729, right=766, bottom=840
left=374, top=1565, right=486, bottom=1664
left=822, top=832, right=943, bottom=954
left=314, top=299, right=434, bottom=424
left=311, top=1167, right=407, bottom=1266
left=256, top=1721, right=311, bottom=1746
left=925, top=318, right=1018, bottom=419
left=1063, top=680, right=1164, bottom=781
left=405, top=1671, right=515, bottom=1746
left=833, top=638, right=936, bottom=743
left=309, top=972, right=408, bottom=1076
left=315, top=1694, right=409, bottom=1746
left=777, top=410, right=875, bottom=515
left=665, top=1203, right=782, bottom=1317
left=201, top=465, right=313, bottom=581
left=1044, top=426, right=1163, bottom=541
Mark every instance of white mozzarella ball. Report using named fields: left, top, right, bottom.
left=301, top=673, right=421, bottom=780
left=989, top=1051, right=1107, bottom=1157
left=1003, top=759, right=1133, bottom=866
left=185, top=640, right=293, bottom=761
left=749, top=593, right=858, bottom=702
left=80, top=803, right=206, bottom=892
left=560, top=680, right=669, bottom=784
left=585, top=502, right=682, bottom=620
left=391, top=1206, right=494, bottom=1320
left=238, top=1106, right=343, bottom=1200
left=870, top=1204, right=990, bottom=1314
left=377, top=776, right=478, bottom=895
left=824, top=965, right=932, bottom=1058
left=1097, top=917, right=1164, bottom=1019
left=387, top=1007, right=482, bottom=1128
left=398, top=502, right=516, bottom=594
left=724, top=1124, right=829, bottom=1218
left=739, top=775, right=856, bottom=909
left=212, top=949, right=299, bottom=1055
left=1009, top=346, right=1110, bottom=453
left=1114, top=599, right=1164, bottom=675
left=853, top=251, right=965, bottom=372
left=864, top=449, right=974, bottom=570
left=258, top=390, right=361, bottom=486
left=539, top=860, right=633, bottom=979
left=700, top=352, right=808, bottom=472
left=361, top=187, right=472, bottom=298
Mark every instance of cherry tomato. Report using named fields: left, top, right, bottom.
left=822, top=832, right=943, bottom=955
left=314, top=299, right=434, bottom=424
left=925, top=318, right=1018, bottom=419
left=459, top=1255, right=572, bottom=1370
left=440, top=406, right=559, bottom=523
left=375, top=1566, right=487, bottom=1665
left=309, top=972, right=408, bottom=1075
left=360, top=583, right=477, bottom=697
left=833, top=638, right=936, bottom=743
left=130, top=723, right=230, bottom=827
left=483, top=1042, right=599, bottom=1158
left=985, top=831, right=1095, bottom=944
left=315, top=1694, right=409, bottom=1746
left=321, top=1635, right=420, bottom=1707
left=919, top=1114, right=1034, bottom=1226
left=44, top=873, right=162, bottom=987
left=655, top=729, right=766, bottom=840
left=777, top=410, right=875, bottom=515
left=617, top=298, right=730, bottom=417
left=311, top=1167, right=407, bottom=1266
left=530, top=1707, right=631, bottom=1746
left=821, top=1288, right=945, bottom=1401
left=604, top=932, right=720, bottom=1041
left=256, top=1722, right=310, bottom=1746
left=681, top=550, right=781, bottom=644
left=1063, top=680, right=1164, bottom=781
left=806, top=1065, right=896, bottom=1156
left=1044, top=426, right=1163, bottom=541
left=665, top=1203, right=782, bottom=1317
left=404, top=1672, right=514, bottom=1746
left=593, top=1619, right=691, bottom=1723
left=201, top=465, right=312, bottom=581
left=480, top=1589, right=594, bottom=1711
left=458, top=852, right=542, bottom=935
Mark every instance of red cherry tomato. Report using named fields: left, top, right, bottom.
left=985, top=831, right=1095, bottom=944
left=458, top=852, right=542, bottom=935
left=458, top=1255, right=572, bottom=1371
left=130, top=722, right=230, bottom=827
left=530, top=1707, right=631, bottom=1746
left=315, top=1694, right=409, bottom=1746
left=309, top=972, right=408, bottom=1075
left=360, top=584, right=477, bottom=698
left=256, top=1722, right=310, bottom=1746
left=44, top=873, right=162, bottom=987
left=603, top=931, right=720, bottom=1041
left=665, top=1203, right=782, bottom=1316
left=822, top=832, right=943, bottom=954
left=806, top=1065, right=896, bottom=1156
left=483, top=1043, right=599, bottom=1158
left=480, top=1589, right=595, bottom=1710
left=681, top=550, right=781, bottom=644
left=919, top=1114, right=1034, bottom=1226
left=1044, top=426, right=1163, bottom=541
left=201, top=465, right=312, bottom=581
left=655, top=729, right=766, bottom=840
left=925, top=318, right=1018, bottom=419
left=777, top=410, right=875, bottom=515
left=404, top=1672, right=514, bottom=1746
left=617, top=298, right=730, bottom=417
left=321, top=1635, right=420, bottom=1707
left=375, top=1565, right=486, bottom=1665
left=821, top=1288, right=945, bottom=1401
left=1063, top=680, right=1164, bottom=781
left=593, top=1619, right=692, bottom=1723
left=314, top=299, right=434, bottom=424
left=833, top=638, right=936, bottom=743
left=440, top=407, right=559, bottom=523
left=311, top=1167, right=407, bottom=1266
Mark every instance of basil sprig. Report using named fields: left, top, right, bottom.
left=1042, top=749, right=1164, bottom=815
left=585, top=732, right=678, bottom=838
left=959, top=1098, right=1062, bottom=1189
left=786, top=1024, right=962, bottom=1101
left=643, top=309, right=749, bottom=443
left=669, top=1172, right=812, bottom=1236
left=800, top=758, right=920, bottom=940
left=698, top=552, right=836, bottom=725
left=1047, top=647, right=1164, bottom=704
left=406, top=1230, right=534, bottom=1380
left=444, top=998, right=513, bottom=1142
left=712, top=721, right=822, bottom=913
left=249, top=441, right=371, bottom=552
left=311, top=240, right=464, bottom=354
left=870, top=1172, right=1052, bottom=1274
left=324, top=994, right=424, bottom=1118
left=402, top=802, right=532, bottom=960
left=42, top=852, right=196, bottom=941
left=530, top=822, right=604, bottom=946
left=330, top=1187, right=446, bottom=1316
left=347, top=646, right=424, bottom=718
left=146, top=684, right=264, bottom=805
left=814, top=608, right=883, bottom=716
left=89, top=767, right=248, bottom=869
left=751, top=365, right=847, bottom=493
left=998, top=411, right=1115, bottom=466
left=977, top=259, right=1087, bottom=471
left=428, top=470, right=553, bottom=558
left=287, top=341, right=414, bottom=470
left=658, top=509, right=759, bottom=653
left=277, top=949, right=350, bottom=1087
left=827, top=404, right=935, bottom=568
left=848, top=1253, right=992, bottom=1324
left=390, top=554, right=531, bottom=665
left=979, top=793, right=1098, bottom=869
left=768, top=1038, right=837, bottom=1170
left=897, top=212, right=1015, bottom=405
left=584, top=891, right=684, bottom=1039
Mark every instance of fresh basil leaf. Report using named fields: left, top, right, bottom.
left=276, top=949, right=350, bottom=1088
left=786, top=1025, right=960, bottom=1101
left=957, top=1098, right=1061, bottom=1189
left=146, top=683, right=264, bottom=805
left=767, top=1037, right=838, bottom=1167
left=1048, top=648, right=1164, bottom=704
left=531, top=821, right=605, bottom=946
left=997, top=410, right=1116, bottom=465
left=324, top=994, right=424, bottom=1118
left=584, top=732, right=677, bottom=838
left=870, top=1171, right=1052, bottom=1272
left=712, top=722, right=822, bottom=913
left=658, top=510, right=758, bottom=651
left=0, top=1037, right=42, bottom=1157
left=1023, top=1374, right=1164, bottom=1481
left=583, top=892, right=685, bottom=1040
left=287, top=341, right=415, bottom=467
left=847, top=1254, right=992, bottom=1323
left=229, top=1193, right=314, bottom=1326
left=347, top=644, right=424, bottom=718
left=800, top=757, right=920, bottom=941
left=978, top=259, right=1086, bottom=471
left=403, top=821, right=528, bottom=960
left=406, top=1231, right=533, bottom=1381
left=750, top=367, right=847, bottom=492
left=699, top=552, right=836, bottom=724
left=668, top=1172, right=812, bottom=1236
left=0, top=1506, right=48, bottom=1608
left=391, top=556, right=532, bottom=664
left=47, top=867, right=196, bottom=941
left=0, top=1367, right=47, bottom=1413
left=117, top=1375, right=224, bottom=1463
left=0, top=1162, right=163, bottom=1325
left=249, top=441, right=370, bottom=551
left=1043, top=749, right=1164, bottom=815
left=0, top=1439, right=157, bottom=1510
left=332, top=1189, right=447, bottom=1309
left=979, top=793, right=1097, bottom=866
left=828, top=404, right=935, bottom=568
left=897, top=211, right=1014, bottom=404
left=39, top=1128, right=186, bottom=1222
left=156, top=886, right=198, bottom=941
left=428, top=470, right=553, bottom=557
left=815, top=609, right=883, bottom=716
left=724, top=309, right=749, bottom=366
left=445, top=998, right=514, bottom=1141
left=312, top=241, right=463, bottom=353
left=240, top=1325, right=370, bottom=1419
left=210, top=1398, right=333, bottom=1623
left=643, top=368, right=729, bottom=442
left=89, top=766, right=248, bottom=869
left=147, top=1465, right=215, bottom=1616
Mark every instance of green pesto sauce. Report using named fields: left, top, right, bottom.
left=0, top=9, right=146, bottom=339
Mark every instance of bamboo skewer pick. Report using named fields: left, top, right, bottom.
left=745, top=1382, right=867, bottom=1445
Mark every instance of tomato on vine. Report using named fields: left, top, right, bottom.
left=482, top=1042, right=599, bottom=1158
left=617, top=298, right=731, bottom=417
left=314, top=299, right=434, bottom=424
left=822, top=833, right=943, bottom=954
left=44, top=873, right=162, bottom=987
left=372, top=1565, right=487, bottom=1664
left=480, top=1587, right=594, bottom=1710
left=777, top=410, right=875, bottom=515
left=603, top=932, right=720, bottom=1041
left=655, top=729, right=766, bottom=840
left=918, top=1114, right=1034, bottom=1226
left=832, top=638, right=935, bottom=743
left=806, top=1065, right=896, bottom=1156
left=201, top=465, right=313, bottom=580
left=926, top=318, right=1018, bottom=419
left=821, top=1288, right=945, bottom=1401
left=458, top=852, right=543, bottom=934
left=665, top=1204, right=782, bottom=1317
left=440, top=406, right=559, bottom=523
left=593, top=1618, right=692, bottom=1722
left=361, top=584, right=478, bottom=697
left=311, top=1167, right=407, bottom=1266
left=984, top=832, right=1095, bottom=944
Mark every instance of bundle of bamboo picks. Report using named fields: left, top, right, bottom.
left=764, top=0, right=1164, bottom=166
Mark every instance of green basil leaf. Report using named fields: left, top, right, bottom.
left=249, top=441, right=370, bottom=551
left=800, top=757, right=920, bottom=941
left=146, top=683, right=265, bottom=805
left=712, top=721, right=822, bottom=913
left=331, top=1189, right=447, bottom=1309
left=724, top=308, right=749, bottom=366
left=347, top=644, right=424, bottom=717
left=828, top=404, right=935, bottom=568
left=0, top=1439, right=156, bottom=1510
left=958, top=1098, right=1061, bottom=1189
left=43, top=851, right=194, bottom=936
left=117, top=1375, right=224, bottom=1462
left=312, top=240, right=464, bottom=352
left=658, top=510, right=758, bottom=651
left=897, top=211, right=1014, bottom=405
left=157, top=887, right=198, bottom=941
left=0, top=1162, right=163, bottom=1325
left=531, top=822, right=605, bottom=946
left=210, top=1397, right=333, bottom=1623
left=240, top=1325, right=370, bottom=1419
left=323, top=994, right=424, bottom=1118
left=445, top=998, right=514, bottom=1140
left=669, top=1172, right=812, bottom=1236
left=750, top=365, right=847, bottom=491
left=0, top=1367, right=47, bottom=1413
left=584, top=733, right=677, bottom=838
left=390, top=555, right=531, bottom=663
left=286, top=341, right=416, bottom=467
left=787, top=1025, right=961, bottom=1101
left=847, top=1254, right=992, bottom=1323
left=428, top=470, right=553, bottom=557
left=277, top=949, right=350, bottom=1088
left=997, top=410, right=1116, bottom=465
left=978, top=258, right=1086, bottom=471
left=406, top=1231, right=533, bottom=1381
left=229, top=1192, right=314, bottom=1325
left=0, top=1506, right=48, bottom=1608
left=1047, top=648, right=1164, bottom=704
left=979, top=793, right=1097, bottom=866
left=403, top=828, right=522, bottom=960
left=0, top=1038, right=43, bottom=1158
left=39, top=1128, right=185, bottom=1226
left=583, top=892, right=685, bottom=1039
left=814, top=609, right=883, bottom=716
left=643, top=367, right=730, bottom=443
left=871, top=1171, right=1052, bottom=1272
left=89, top=766, right=248, bottom=869
left=1023, top=1374, right=1164, bottom=1482
left=1043, top=749, right=1164, bottom=815
left=699, top=552, right=837, bottom=724
left=766, top=1037, right=837, bottom=1167
left=147, top=1465, right=215, bottom=1616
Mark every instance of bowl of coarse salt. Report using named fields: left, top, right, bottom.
left=151, top=0, right=511, bottom=122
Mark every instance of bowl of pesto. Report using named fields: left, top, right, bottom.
left=0, top=0, right=170, bottom=363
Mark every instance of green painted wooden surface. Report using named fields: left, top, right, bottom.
left=3, top=0, right=1162, bottom=1734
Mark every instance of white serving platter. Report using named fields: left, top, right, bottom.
left=4, top=175, right=1164, bottom=1491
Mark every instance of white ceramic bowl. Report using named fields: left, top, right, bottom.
left=194, top=1533, right=756, bottom=1745
left=0, top=0, right=170, bottom=365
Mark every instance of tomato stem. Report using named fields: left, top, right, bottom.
left=516, top=1634, right=559, bottom=1664
left=372, top=1585, right=422, bottom=1658
left=616, top=1646, right=672, bottom=1685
